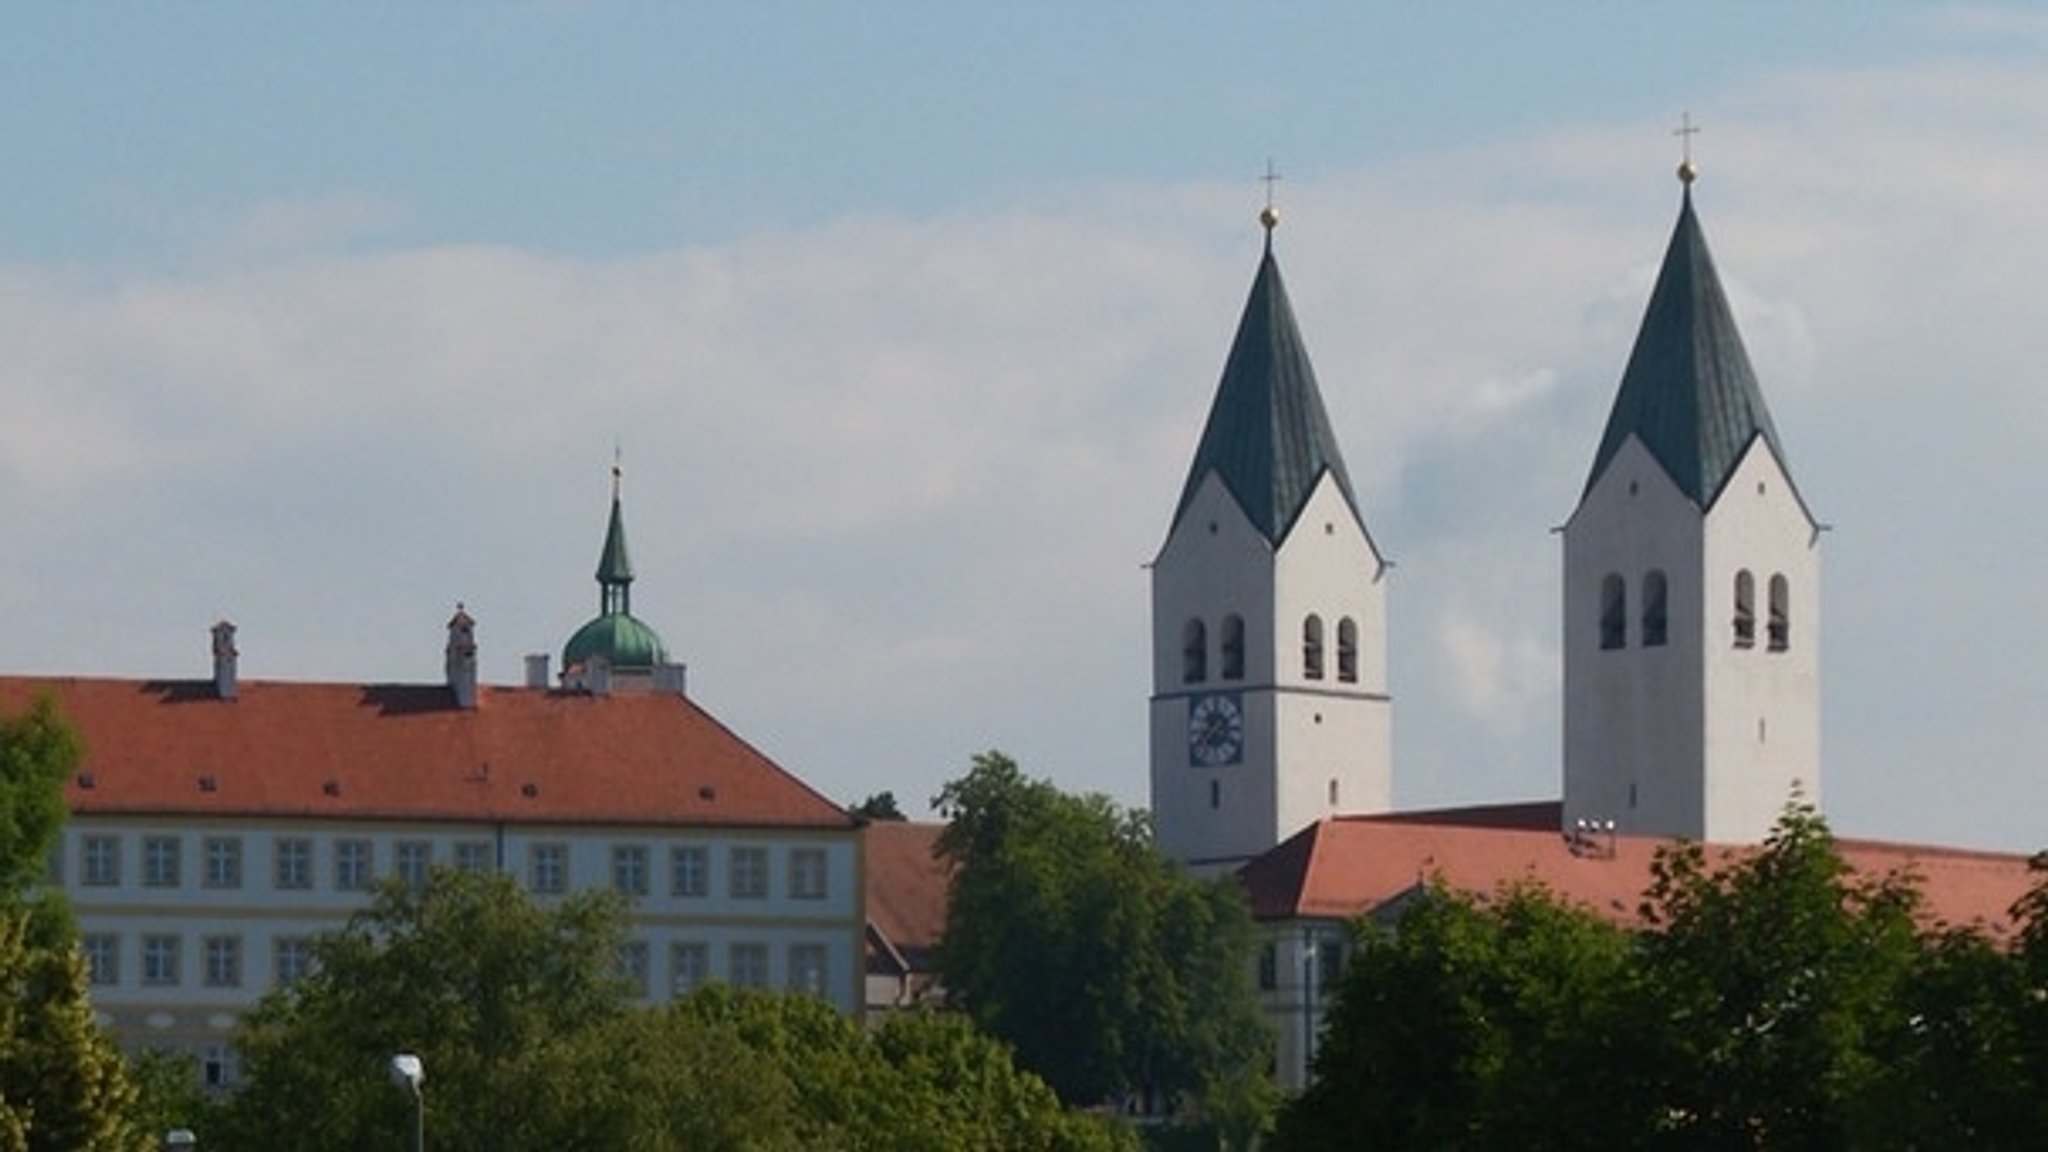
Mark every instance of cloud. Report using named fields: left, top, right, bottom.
left=3, top=46, right=2047, bottom=847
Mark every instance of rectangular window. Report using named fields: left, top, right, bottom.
left=84, top=934, right=120, bottom=986
left=202, top=1044, right=238, bottom=1090
left=334, top=839, right=372, bottom=891
left=395, top=841, right=433, bottom=889
left=787, top=943, right=828, bottom=997
left=670, top=845, right=708, bottom=898
left=143, top=835, right=182, bottom=888
left=728, top=942, right=768, bottom=989
left=203, top=836, right=243, bottom=889
left=529, top=843, right=567, bottom=895
left=611, top=845, right=650, bottom=897
left=274, top=837, right=313, bottom=890
left=273, top=937, right=314, bottom=986
left=453, top=841, right=493, bottom=874
left=203, top=936, right=242, bottom=988
left=616, top=941, right=650, bottom=997
left=728, top=847, right=768, bottom=900
left=671, top=942, right=709, bottom=997
left=1257, top=943, right=1277, bottom=992
left=788, top=848, right=828, bottom=900
left=142, top=934, right=181, bottom=986
left=82, top=835, right=120, bottom=887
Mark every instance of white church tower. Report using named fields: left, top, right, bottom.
left=1150, top=207, right=1391, bottom=871
left=1563, top=162, right=1821, bottom=844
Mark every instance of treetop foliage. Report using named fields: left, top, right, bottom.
left=1277, top=802, right=2048, bottom=1150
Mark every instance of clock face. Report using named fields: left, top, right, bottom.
left=1188, top=694, right=1245, bottom=767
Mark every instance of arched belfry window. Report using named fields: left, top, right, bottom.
left=1768, top=574, right=1790, bottom=652
left=1733, top=571, right=1756, bottom=649
left=1182, top=619, right=1207, bottom=683
left=1337, top=618, right=1359, bottom=683
left=1221, top=615, right=1245, bottom=681
left=1600, top=574, right=1626, bottom=650
left=1303, top=615, right=1325, bottom=681
left=1641, top=570, right=1668, bottom=648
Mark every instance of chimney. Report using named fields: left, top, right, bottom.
left=524, top=653, right=550, bottom=689
left=584, top=654, right=611, bottom=697
left=651, top=661, right=687, bottom=696
left=445, top=605, right=478, bottom=710
left=211, top=620, right=239, bottom=701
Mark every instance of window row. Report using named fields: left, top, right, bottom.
left=75, top=834, right=493, bottom=891
left=534, top=843, right=831, bottom=903
left=1596, top=569, right=1794, bottom=653
left=82, top=932, right=316, bottom=990
left=71, top=834, right=834, bottom=904
left=1182, top=614, right=1361, bottom=684
left=614, top=940, right=834, bottom=1001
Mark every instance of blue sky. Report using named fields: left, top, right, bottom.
left=3, top=4, right=2045, bottom=851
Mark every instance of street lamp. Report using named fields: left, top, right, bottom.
left=390, top=1052, right=424, bottom=1152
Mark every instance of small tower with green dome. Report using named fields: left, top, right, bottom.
left=561, top=458, right=683, bottom=694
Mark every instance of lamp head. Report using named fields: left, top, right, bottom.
left=390, top=1053, right=424, bottom=1088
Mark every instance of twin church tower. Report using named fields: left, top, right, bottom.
left=1149, top=167, right=1820, bottom=869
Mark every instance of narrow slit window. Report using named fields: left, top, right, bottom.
left=1303, top=615, right=1325, bottom=680
left=1220, top=615, right=1245, bottom=680
left=1768, top=574, right=1789, bottom=652
left=1733, top=570, right=1756, bottom=649
left=1182, top=619, right=1207, bottom=684
left=1641, top=570, right=1668, bottom=648
left=1336, top=618, right=1359, bottom=683
left=1600, top=574, right=1626, bottom=650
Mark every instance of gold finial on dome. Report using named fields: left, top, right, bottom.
left=1674, top=111, right=1700, bottom=186
left=1260, top=159, right=1282, bottom=237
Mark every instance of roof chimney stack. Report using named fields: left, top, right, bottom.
left=524, top=653, right=550, bottom=690
left=445, top=605, right=478, bottom=710
left=211, top=620, right=238, bottom=701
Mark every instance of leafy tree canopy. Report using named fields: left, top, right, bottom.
left=933, top=751, right=1272, bottom=1128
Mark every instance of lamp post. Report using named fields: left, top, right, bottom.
left=390, top=1053, right=424, bottom=1152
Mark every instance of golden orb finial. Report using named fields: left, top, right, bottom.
left=1678, top=159, right=1698, bottom=185
left=1259, top=203, right=1280, bottom=233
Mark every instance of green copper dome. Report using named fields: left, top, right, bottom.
left=563, top=610, right=669, bottom=671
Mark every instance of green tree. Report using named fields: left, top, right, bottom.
left=850, top=790, right=908, bottom=821
left=933, top=752, right=1271, bottom=1122
left=217, top=867, right=632, bottom=1151
left=1639, top=802, right=1924, bottom=1147
left=0, top=696, right=146, bottom=1152
left=1276, top=882, right=1648, bottom=1150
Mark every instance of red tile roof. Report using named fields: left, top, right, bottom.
left=863, top=821, right=950, bottom=972
left=4, top=676, right=854, bottom=830
left=1241, top=811, right=2039, bottom=938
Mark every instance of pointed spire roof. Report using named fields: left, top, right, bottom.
left=597, top=461, right=635, bottom=594
left=1172, top=224, right=1364, bottom=545
left=1583, top=181, right=1791, bottom=508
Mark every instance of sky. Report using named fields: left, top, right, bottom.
left=2, top=3, right=2044, bottom=852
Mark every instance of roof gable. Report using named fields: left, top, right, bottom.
left=1583, top=188, right=1793, bottom=510
left=1171, top=242, right=1365, bottom=546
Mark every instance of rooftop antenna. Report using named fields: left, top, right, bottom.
left=1674, top=111, right=1700, bottom=186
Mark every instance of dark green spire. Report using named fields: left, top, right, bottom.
left=1172, top=232, right=1364, bottom=545
left=596, top=462, right=634, bottom=616
left=1583, top=185, right=1790, bottom=508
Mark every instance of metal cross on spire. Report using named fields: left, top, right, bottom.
left=1674, top=111, right=1700, bottom=185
